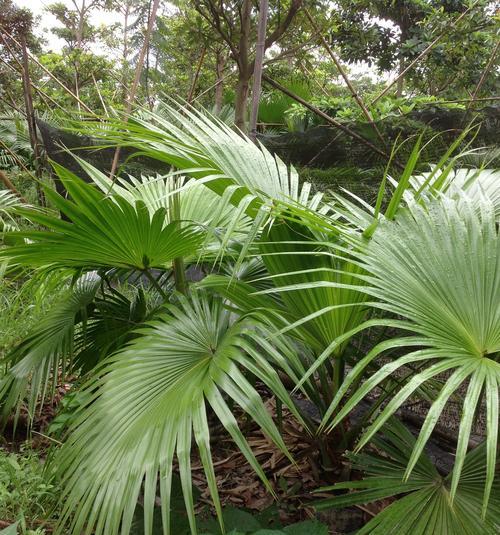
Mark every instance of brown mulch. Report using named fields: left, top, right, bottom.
left=0, top=383, right=71, bottom=453
left=188, top=395, right=377, bottom=530
left=1, top=384, right=386, bottom=533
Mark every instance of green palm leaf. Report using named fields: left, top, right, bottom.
left=0, top=272, right=100, bottom=421
left=53, top=292, right=305, bottom=535
left=323, top=195, right=500, bottom=512
left=0, top=189, right=25, bottom=229
left=73, top=156, right=252, bottom=259
left=0, top=164, right=203, bottom=271
left=259, top=218, right=368, bottom=355
left=316, top=419, right=500, bottom=535
left=410, top=167, right=500, bottom=221
left=73, top=285, right=160, bottom=373
left=80, top=101, right=323, bottom=214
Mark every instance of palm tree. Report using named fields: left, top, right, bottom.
left=0, top=103, right=498, bottom=534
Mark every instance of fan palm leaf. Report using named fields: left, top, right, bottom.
left=0, top=164, right=204, bottom=271
left=409, top=167, right=500, bottom=222
left=259, top=218, right=368, bottom=356
left=316, top=419, right=499, bottom=535
left=53, top=292, right=304, bottom=535
left=0, top=272, right=100, bottom=421
left=0, top=115, right=33, bottom=169
left=80, top=101, right=324, bottom=215
left=0, top=189, right=24, bottom=229
left=73, top=156, right=252, bottom=255
left=322, top=195, right=499, bottom=512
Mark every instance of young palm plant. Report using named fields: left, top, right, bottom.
left=0, top=103, right=498, bottom=535
left=0, top=131, right=311, bottom=534
left=77, top=104, right=499, bottom=529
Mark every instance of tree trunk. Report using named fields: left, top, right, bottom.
left=187, top=47, right=206, bottom=103
left=74, top=0, right=86, bottom=113
left=396, top=58, right=405, bottom=97
left=234, top=0, right=252, bottom=132
left=121, top=0, right=130, bottom=100
left=214, top=50, right=225, bottom=114
left=109, top=0, right=161, bottom=179
left=20, top=35, right=45, bottom=205
left=234, top=71, right=250, bottom=131
left=193, top=0, right=303, bottom=132
left=249, top=0, right=269, bottom=140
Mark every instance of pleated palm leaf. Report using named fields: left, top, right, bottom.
left=81, top=101, right=324, bottom=215
left=259, top=219, right=368, bottom=358
left=0, top=273, right=162, bottom=423
left=0, top=189, right=24, bottom=229
left=409, top=167, right=500, bottom=222
left=316, top=419, right=500, bottom=535
left=73, top=156, right=252, bottom=258
left=0, top=272, right=100, bottom=420
left=322, top=195, right=499, bottom=514
left=0, top=164, right=204, bottom=271
left=201, top=217, right=369, bottom=412
left=0, top=114, right=33, bottom=169
left=53, top=292, right=304, bottom=535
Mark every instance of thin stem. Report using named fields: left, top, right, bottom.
left=143, top=268, right=168, bottom=300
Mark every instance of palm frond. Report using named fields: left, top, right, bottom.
left=0, top=272, right=100, bottom=420
left=316, top=419, right=499, bottom=535
left=0, top=190, right=24, bottom=229
left=73, top=284, right=161, bottom=373
left=52, top=292, right=304, bottom=535
left=409, top=167, right=500, bottom=221
left=323, top=195, right=500, bottom=512
left=0, top=115, right=33, bottom=170
left=0, top=164, right=204, bottom=271
left=259, top=218, right=368, bottom=355
left=73, top=156, right=252, bottom=256
left=81, top=101, right=323, bottom=214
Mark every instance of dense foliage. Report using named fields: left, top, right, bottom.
left=0, top=1, right=498, bottom=534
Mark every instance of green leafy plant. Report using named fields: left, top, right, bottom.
left=0, top=104, right=498, bottom=535
left=321, top=194, right=500, bottom=511
left=53, top=292, right=303, bottom=535
left=0, top=447, right=59, bottom=532
left=0, top=115, right=33, bottom=171
left=0, top=189, right=25, bottom=230
left=316, top=419, right=499, bottom=535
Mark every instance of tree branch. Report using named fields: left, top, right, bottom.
left=264, top=0, right=303, bottom=49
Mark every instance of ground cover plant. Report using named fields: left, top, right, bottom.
left=0, top=447, right=59, bottom=534
left=0, top=103, right=498, bottom=534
